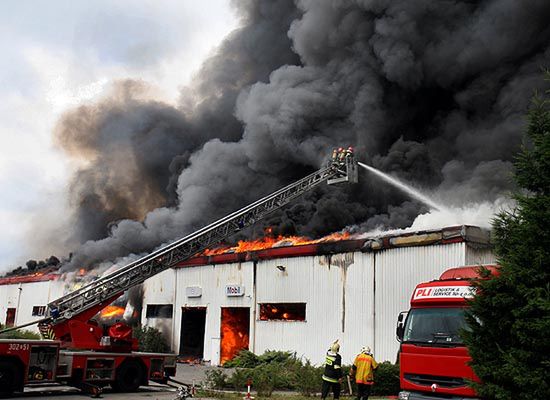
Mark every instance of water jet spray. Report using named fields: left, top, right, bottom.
left=358, top=162, right=446, bottom=211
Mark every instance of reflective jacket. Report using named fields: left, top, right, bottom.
left=352, top=353, right=378, bottom=384
left=322, top=351, right=342, bottom=382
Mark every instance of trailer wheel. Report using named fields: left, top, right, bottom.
left=112, top=359, right=145, bottom=392
left=0, top=360, right=17, bottom=397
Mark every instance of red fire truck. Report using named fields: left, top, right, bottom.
left=0, top=148, right=358, bottom=397
left=0, top=338, right=177, bottom=396
left=395, top=265, right=498, bottom=400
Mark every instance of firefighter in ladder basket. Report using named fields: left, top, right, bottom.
left=321, top=340, right=343, bottom=399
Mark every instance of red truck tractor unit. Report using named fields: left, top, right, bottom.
left=396, top=265, right=498, bottom=400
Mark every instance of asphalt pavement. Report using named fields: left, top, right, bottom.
left=14, top=385, right=179, bottom=400
left=13, top=363, right=215, bottom=400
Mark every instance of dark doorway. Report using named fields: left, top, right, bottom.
left=220, top=307, right=250, bottom=364
left=179, top=307, right=206, bottom=361
left=5, top=308, right=16, bottom=327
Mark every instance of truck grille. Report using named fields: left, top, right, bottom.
left=404, top=373, right=466, bottom=388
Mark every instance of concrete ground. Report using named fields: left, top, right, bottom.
left=174, top=362, right=220, bottom=385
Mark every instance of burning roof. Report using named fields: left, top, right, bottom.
left=0, top=270, right=60, bottom=285
left=176, top=225, right=490, bottom=268
left=0, top=225, right=490, bottom=286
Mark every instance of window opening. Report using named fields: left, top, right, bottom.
left=146, top=304, right=173, bottom=318
left=259, top=303, right=306, bottom=321
left=32, top=306, right=47, bottom=316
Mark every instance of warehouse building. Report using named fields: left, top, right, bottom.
left=0, top=225, right=494, bottom=365
left=140, top=225, right=494, bottom=365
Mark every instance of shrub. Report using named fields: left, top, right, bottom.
left=207, top=350, right=374, bottom=397
left=293, top=359, right=323, bottom=396
left=249, top=364, right=278, bottom=396
left=205, top=369, right=229, bottom=389
left=132, top=325, right=169, bottom=352
left=0, top=323, right=41, bottom=339
left=257, top=350, right=296, bottom=364
left=224, top=349, right=296, bottom=368
left=371, top=361, right=400, bottom=396
left=227, top=361, right=296, bottom=395
left=223, top=349, right=261, bottom=368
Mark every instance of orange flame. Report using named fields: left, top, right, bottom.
left=203, top=231, right=350, bottom=256
left=100, top=305, right=125, bottom=319
left=259, top=303, right=305, bottom=321
left=220, top=308, right=249, bottom=364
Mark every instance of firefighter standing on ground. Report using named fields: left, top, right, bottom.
left=321, top=340, right=343, bottom=399
left=349, top=346, right=378, bottom=400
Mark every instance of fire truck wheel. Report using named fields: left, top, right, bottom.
left=0, top=360, right=18, bottom=397
left=112, top=359, right=145, bottom=392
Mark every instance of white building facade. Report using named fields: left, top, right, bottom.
left=140, top=225, right=495, bottom=365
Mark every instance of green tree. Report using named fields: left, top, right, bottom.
left=464, top=74, right=550, bottom=399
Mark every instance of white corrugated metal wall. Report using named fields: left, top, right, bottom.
left=465, top=245, right=496, bottom=265
left=341, top=252, right=375, bottom=365
left=254, top=253, right=376, bottom=364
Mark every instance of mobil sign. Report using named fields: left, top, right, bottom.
left=413, top=285, right=476, bottom=301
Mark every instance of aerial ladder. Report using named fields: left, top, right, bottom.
left=31, top=147, right=359, bottom=350
left=0, top=148, right=357, bottom=397
left=0, top=148, right=357, bottom=395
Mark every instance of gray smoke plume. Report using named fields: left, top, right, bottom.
left=53, top=0, right=550, bottom=270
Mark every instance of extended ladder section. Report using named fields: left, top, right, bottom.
left=47, top=148, right=358, bottom=323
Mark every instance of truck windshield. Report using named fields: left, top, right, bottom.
left=403, top=308, right=468, bottom=345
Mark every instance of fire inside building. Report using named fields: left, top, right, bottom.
left=0, top=225, right=494, bottom=365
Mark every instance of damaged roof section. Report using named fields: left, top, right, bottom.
left=0, top=271, right=60, bottom=285
left=0, top=225, right=491, bottom=285
left=176, top=225, right=491, bottom=268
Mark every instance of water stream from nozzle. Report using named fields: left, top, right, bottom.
left=358, top=162, right=445, bottom=211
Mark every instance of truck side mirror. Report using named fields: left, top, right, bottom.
left=396, top=323, right=404, bottom=342
left=396, top=311, right=407, bottom=342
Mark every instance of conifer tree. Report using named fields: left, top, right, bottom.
left=464, top=74, right=550, bottom=399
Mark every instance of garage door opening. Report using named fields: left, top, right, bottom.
left=179, top=307, right=207, bottom=361
left=220, top=307, right=250, bottom=364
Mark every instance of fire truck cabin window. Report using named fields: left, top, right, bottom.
left=146, top=304, right=174, bottom=318
left=259, top=303, right=306, bottom=321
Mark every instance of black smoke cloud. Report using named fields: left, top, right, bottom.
left=54, top=0, right=550, bottom=270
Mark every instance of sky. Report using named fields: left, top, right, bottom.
left=0, top=0, right=238, bottom=270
